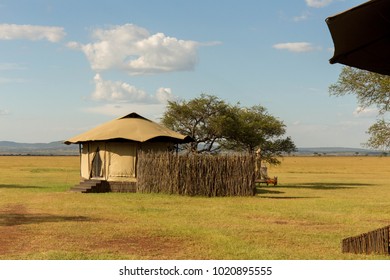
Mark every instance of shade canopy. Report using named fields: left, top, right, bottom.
left=326, top=0, right=390, bottom=75
left=64, top=112, right=193, bottom=144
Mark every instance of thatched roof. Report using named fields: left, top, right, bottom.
left=64, top=112, right=192, bottom=144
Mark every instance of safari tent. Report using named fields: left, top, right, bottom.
left=64, top=112, right=192, bottom=192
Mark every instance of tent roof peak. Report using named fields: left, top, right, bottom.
left=118, top=112, right=150, bottom=121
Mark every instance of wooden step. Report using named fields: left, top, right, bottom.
left=70, top=179, right=110, bottom=193
left=70, top=179, right=105, bottom=193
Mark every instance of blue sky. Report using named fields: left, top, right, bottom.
left=0, top=0, right=376, bottom=148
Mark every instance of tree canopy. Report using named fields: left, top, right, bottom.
left=161, top=94, right=229, bottom=153
left=161, top=94, right=296, bottom=164
left=219, top=104, right=296, bottom=164
left=329, top=67, right=390, bottom=150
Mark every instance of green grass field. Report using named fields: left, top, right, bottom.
left=0, top=155, right=389, bottom=260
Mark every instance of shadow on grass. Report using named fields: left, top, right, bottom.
left=0, top=213, right=93, bottom=226
left=258, top=196, right=319, bottom=199
left=255, top=182, right=371, bottom=199
left=255, top=188, right=317, bottom=199
left=256, top=187, right=316, bottom=199
left=256, top=188, right=284, bottom=195
left=0, top=184, right=45, bottom=189
left=280, top=182, right=374, bottom=190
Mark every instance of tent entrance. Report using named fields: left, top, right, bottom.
left=91, top=147, right=104, bottom=179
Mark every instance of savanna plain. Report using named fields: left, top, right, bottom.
left=0, top=155, right=389, bottom=260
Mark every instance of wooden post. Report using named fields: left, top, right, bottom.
left=78, top=144, right=82, bottom=177
left=255, top=148, right=261, bottom=180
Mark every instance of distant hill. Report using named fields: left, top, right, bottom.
left=295, top=147, right=383, bottom=156
left=0, top=141, right=79, bottom=155
left=0, top=141, right=384, bottom=156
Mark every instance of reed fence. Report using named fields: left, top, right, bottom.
left=342, top=225, right=390, bottom=255
left=137, top=152, right=256, bottom=196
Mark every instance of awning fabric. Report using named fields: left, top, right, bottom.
left=326, top=0, right=390, bottom=76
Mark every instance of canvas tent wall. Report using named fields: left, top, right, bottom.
left=65, top=113, right=192, bottom=183
left=80, top=140, right=172, bottom=181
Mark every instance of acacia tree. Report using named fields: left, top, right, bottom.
left=220, top=104, right=296, bottom=164
left=161, top=94, right=229, bottom=153
left=161, top=94, right=296, bottom=164
left=329, top=66, right=390, bottom=150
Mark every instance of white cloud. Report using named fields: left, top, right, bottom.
left=88, top=75, right=176, bottom=120
left=92, top=73, right=148, bottom=102
left=305, top=0, right=333, bottom=8
left=353, top=107, right=378, bottom=118
left=155, top=87, right=174, bottom=103
left=91, top=74, right=175, bottom=104
left=293, top=11, right=311, bottom=22
left=273, top=42, right=321, bottom=53
left=0, top=24, right=65, bottom=42
left=68, top=23, right=199, bottom=75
